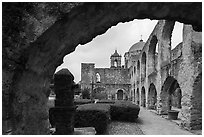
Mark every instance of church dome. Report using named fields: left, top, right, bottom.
left=129, top=39, right=145, bottom=52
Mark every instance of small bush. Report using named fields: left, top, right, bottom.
left=81, top=88, right=90, bottom=99
left=94, top=92, right=108, bottom=100
left=96, top=99, right=115, bottom=104
left=110, top=100, right=140, bottom=122
left=74, top=99, right=93, bottom=105
left=74, top=103, right=111, bottom=134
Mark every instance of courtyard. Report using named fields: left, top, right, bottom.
left=2, top=2, right=202, bottom=135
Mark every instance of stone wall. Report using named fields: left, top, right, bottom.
left=2, top=2, right=202, bottom=134
left=81, top=64, right=131, bottom=99
left=131, top=21, right=202, bottom=130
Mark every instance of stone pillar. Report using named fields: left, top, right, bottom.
left=49, top=69, right=75, bottom=135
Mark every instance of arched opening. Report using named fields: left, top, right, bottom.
left=148, top=83, right=157, bottom=109
left=137, top=60, right=140, bottom=82
left=96, top=73, right=101, bottom=83
left=133, top=89, right=136, bottom=102
left=3, top=3, right=201, bottom=134
left=141, top=87, right=146, bottom=107
left=148, top=35, right=158, bottom=74
left=134, top=66, right=136, bottom=75
left=114, top=60, right=118, bottom=67
left=191, top=73, right=202, bottom=130
left=160, top=76, right=182, bottom=114
left=141, top=52, right=147, bottom=81
left=136, top=88, right=140, bottom=105
left=117, top=89, right=124, bottom=100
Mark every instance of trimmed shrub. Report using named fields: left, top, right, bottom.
left=110, top=100, right=140, bottom=122
left=74, top=99, right=93, bottom=105
left=94, top=92, right=108, bottom=100
left=74, top=103, right=111, bottom=134
left=96, top=99, right=115, bottom=104
left=81, top=88, right=90, bottom=99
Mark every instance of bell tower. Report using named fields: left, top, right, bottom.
left=110, top=50, right=121, bottom=68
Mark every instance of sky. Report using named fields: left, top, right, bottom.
left=56, top=19, right=183, bottom=83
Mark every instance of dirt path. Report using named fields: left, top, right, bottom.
left=107, top=121, right=144, bottom=135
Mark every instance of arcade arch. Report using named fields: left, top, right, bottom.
left=148, top=83, right=157, bottom=109
left=160, top=76, right=182, bottom=113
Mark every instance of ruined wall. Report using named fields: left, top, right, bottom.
left=81, top=64, right=131, bottom=98
left=177, top=25, right=202, bottom=130
left=81, top=63, right=95, bottom=90
left=130, top=20, right=202, bottom=130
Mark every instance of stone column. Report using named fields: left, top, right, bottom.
left=49, top=69, right=75, bottom=135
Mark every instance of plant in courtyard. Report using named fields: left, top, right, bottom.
left=110, top=100, right=140, bottom=122
left=81, top=88, right=90, bottom=99
left=74, top=103, right=111, bottom=134
left=74, top=99, right=93, bottom=105
left=96, top=99, right=115, bottom=104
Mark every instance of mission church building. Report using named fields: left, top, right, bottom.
left=80, top=39, right=145, bottom=100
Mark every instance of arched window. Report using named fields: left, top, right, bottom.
left=96, top=73, right=101, bottom=83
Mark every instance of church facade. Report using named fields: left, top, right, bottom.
left=80, top=50, right=131, bottom=100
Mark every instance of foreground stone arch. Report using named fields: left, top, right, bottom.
left=3, top=2, right=202, bottom=134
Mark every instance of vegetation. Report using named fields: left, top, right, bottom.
left=74, top=100, right=140, bottom=134
left=96, top=99, right=115, bottom=104
left=75, top=103, right=111, bottom=134
left=110, top=100, right=140, bottom=122
left=74, top=99, right=93, bottom=105
left=81, top=88, right=91, bottom=99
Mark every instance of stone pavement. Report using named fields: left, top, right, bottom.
left=136, top=107, right=194, bottom=135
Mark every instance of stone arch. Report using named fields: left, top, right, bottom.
left=141, top=52, right=147, bottom=80
left=141, top=86, right=146, bottom=107
left=136, top=88, right=140, bottom=105
left=134, top=66, right=136, bottom=74
left=4, top=3, right=202, bottom=134
left=137, top=60, right=140, bottom=80
left=160, top=76, right=182, bottom=114
left=191, top=73, right=202, bottom=130
left=148, top=83, right=157, bottom=109
left=148, top=35, right=158, bottom=74
left=117, top=89, right=124, bottom=100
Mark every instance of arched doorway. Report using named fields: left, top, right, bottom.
left=141, top=87, right=146, bottom=107
left=160, top=76, right=182, bottom=113
left=117, top=89, right=123, bottom=100
left=136, top=88, right=140, bottom=105
left=148, top=83, right=157, bottom=109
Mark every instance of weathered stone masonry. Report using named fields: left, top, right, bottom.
left=130, top=20, right=202, bottom=130
left=2, top=2, right=201, bottom=134
left=81, top=50, right=131, bottom=100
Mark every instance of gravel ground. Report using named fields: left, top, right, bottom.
left=106, top=121, right=144, bottom=135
